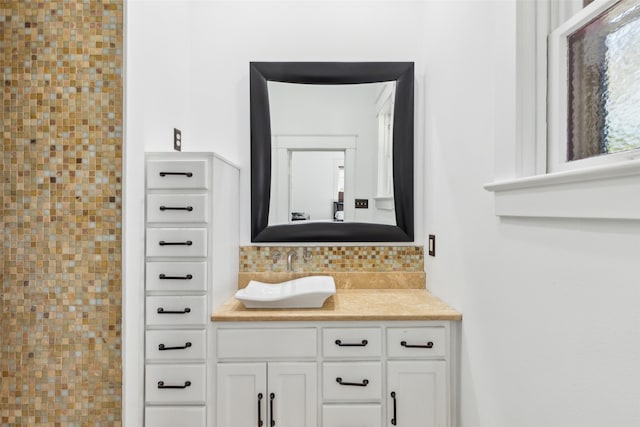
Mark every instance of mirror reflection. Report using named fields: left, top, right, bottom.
left=290, top=150, right=344, bottom=222
left=268, top=81, right=397, bottom=227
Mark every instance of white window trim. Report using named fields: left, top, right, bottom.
left=484, top=0, right=640, bottom=220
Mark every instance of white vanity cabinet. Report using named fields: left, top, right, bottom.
left=212, top=321, right=459, bottom=427
left=144, top=153, right=239, bottom=427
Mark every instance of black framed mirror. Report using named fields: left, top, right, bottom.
left=251, top=62, right=414, bottom=242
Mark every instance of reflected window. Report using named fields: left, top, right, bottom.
left=376, top=83, right=395, bottom=198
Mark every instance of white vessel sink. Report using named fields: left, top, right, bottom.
left=235, top=276, right=336, bottom=309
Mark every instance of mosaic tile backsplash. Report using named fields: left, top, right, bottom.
left=1, top=1, right=123, bottom=425
left=240, top=246, right=424, bottom=272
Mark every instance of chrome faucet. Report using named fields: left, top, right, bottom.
left=286, top=250, right=298, bottom=272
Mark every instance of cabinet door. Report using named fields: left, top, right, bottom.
left=216, top=363, right=267, bottom=427
left=269, top=362, right=317, bottom=427
left=386, top=361, right=447, bottom=427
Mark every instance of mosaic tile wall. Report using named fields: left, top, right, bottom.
left=1, top=1, right=123, bottom=425
left=240, top=246, right=424, bottom=272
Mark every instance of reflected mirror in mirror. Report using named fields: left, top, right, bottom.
left=268, top=81, right=397, bottom=227
left=290, top=150, right=344, bottom=223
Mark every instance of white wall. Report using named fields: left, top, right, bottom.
left=423, top=2, right=640, bottom=426
left=127, top=0, right=427, bottom=245
left=127, top=1, right=640, bottom=426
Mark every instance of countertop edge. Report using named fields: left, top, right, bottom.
left=211, top=314, right=462, bottom=322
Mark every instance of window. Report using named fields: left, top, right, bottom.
left=549, top=0, right=640, bottom=171
left=484, top=0, right=640, bottom=220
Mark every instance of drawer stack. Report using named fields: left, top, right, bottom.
left=322, top=328, right=383, bottom=427
left=144, top=156, right=210, bottom=426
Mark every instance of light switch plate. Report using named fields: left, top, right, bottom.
left=428, top=234, right=436, bottom=256
left=174, top=128, right=182, bottom=151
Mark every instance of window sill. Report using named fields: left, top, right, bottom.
left=484, top=159, right=640, bottom=220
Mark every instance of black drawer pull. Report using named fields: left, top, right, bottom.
left=336, top=377, right=369, bottom=387
left=157, top=307, right=191, bottom=314
left=400, top=340, right=434, bottom=349
left=258, top=393, right=264, bottom=427
left=159, top=240, right=193, bottom=246
left=335, top=339, right=368, bottom=347
left=159, top=171, right=193, bottom=177
left=159, top=205, right=194, bottom=212
left=159, top=274, right=193, bottom=280
left=157, top=380, right=191, bottom=389
left=158, top=342, right=192, bottom=351
left=391, top=391, right=397, bottom=425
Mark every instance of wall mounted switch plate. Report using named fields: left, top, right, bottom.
left=174, top=128, right=182, bottom=151
left=428, top=234, right=436, bottom=256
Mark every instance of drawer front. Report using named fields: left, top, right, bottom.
left=147, top=159, right=208, bottom=189
left=146, top=261, right=207, bottom=292
left=145, top=329, right=206, bottom=361
left=147, top=194, right=208, bottom=223
left=216, top=328, right=317, bottom=359
left=322, top=404, right=382, bottom=427
left=146, top=228, right=207, bottom=258
left=323, top=362, right=382, bottom=401
left=322, top=328, right=382, bottom=358
left=145, top=406, right=206, bottom=427
left=145, top=364, right=206, bottom=404
left=387, top=327, right=446, bottom=358
left=146, top=296, right=207, bottom=326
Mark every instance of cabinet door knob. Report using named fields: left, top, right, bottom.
left=391, top=391, right=397, bottom=425
left=336, top=377, right=369, bottom=387
left=157, top=380, right=191, bottom=389
left=335, top=339, right=368, bottom=347
left=257, top=393, right=264, bottom=427
left=400, top=340, right=434, bottom=349
left=269, top=393, right=275, bottom=426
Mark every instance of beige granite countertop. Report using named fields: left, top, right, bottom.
left=211, top=289, right=462, bottom=322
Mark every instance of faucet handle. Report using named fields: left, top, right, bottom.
left=271, top=250, right=281, bottom=263
left=303, top=248, right=313, bottom=262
